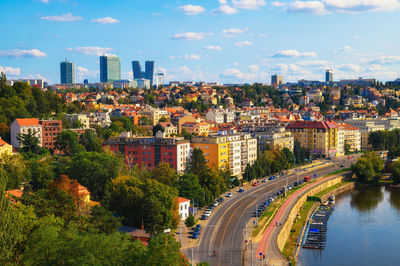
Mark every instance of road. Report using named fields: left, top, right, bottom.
left=183, top=156, right=359, bottom=265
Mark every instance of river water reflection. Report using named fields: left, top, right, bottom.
left=298, top=185, right=400, bottom=266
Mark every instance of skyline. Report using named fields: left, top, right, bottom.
left=1, top=0, right=400, bottom=84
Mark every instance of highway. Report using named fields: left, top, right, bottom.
left=182, top=156, right=359, bottom=265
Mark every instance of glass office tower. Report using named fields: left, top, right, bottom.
left=131, top=60, right=155, bottom=87
left=60, top=58, right=75, bottom=84
left=100, top=55, right=121, bottom=82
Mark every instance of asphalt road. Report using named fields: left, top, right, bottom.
left=183, top=156, right=359, bottom=265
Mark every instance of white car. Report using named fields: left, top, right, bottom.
left=226, top=193, right=233, bottom=198
left=213, top=201, right=219, bottom=207
left=204, top=211, right=211, bottom=216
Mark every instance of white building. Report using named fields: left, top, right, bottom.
left=135, top=78, right=151, bottom=89
left=241, top=134, right=258, bottom=173
left=178, top=197, right=190, bottom=220
left=176, top=140, right=191, bottom=173
left=206, top=109, right=235, bottom=124
left=226, top=135, right=242, bottom=177
left=65, top=114, right=90, bottom=128
left=11, top=118, right=43, bottom=148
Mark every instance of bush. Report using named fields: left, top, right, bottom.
left=185, top=213, right=195, bottom=228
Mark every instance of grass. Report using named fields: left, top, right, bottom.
left=325, top=168, right=351, bottom=177
left=281, top=181, right=352, bottom=262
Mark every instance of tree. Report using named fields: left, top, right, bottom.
left=281, top=147, right=294, bottom=165
left=0, top=154, right=28, bottom=190
left=344, top=141, right=351, bottom=155
left=177, top=173, right=204, bottom=207
left=390, top=161, right=400, bottom=184
left=152, top=124, right=164, bottom=136
left=87, top=205, right=121, bottom=234
left=17, top=128, right=41, bottom=154
left=79, top=129, right=103, bottom=152
left=28, top=159, right=55, bottom=190
left=68, top=152, right=122, bottom=200
left=150, top=162, right=178, bottom=186
left=185, top=212, right=195, bottom=228
left=187, top=148, right=208, bottom=177
left=55, top=130, right=83, bottom=155
left=146, top=234, right=188, bottom=266
left=159, top=116, right=169, bottom=122
left=351, top=153, right=383, bottom=183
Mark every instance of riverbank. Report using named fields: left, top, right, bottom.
left=282, top=181, right=355, bottom=264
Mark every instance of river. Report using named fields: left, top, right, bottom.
left=298, top=184, right=400, bottom=266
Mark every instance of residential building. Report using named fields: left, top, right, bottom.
left=40, top=119, right=62, bottom=152
left=255, top=131, right=294, bottom=152
left=0, top=138, right=12, bottom=157
left=286, top=121, right=339, bottom=158
left=271, top=75, right=284, bottom=86
left=178, top=197, right=190, bottom=220
left=226, top=134, right=242, bottom=177
left=206, top=109, right=235, bottom=124
left=11, top=118, right=43, bottom=148
left=240, top=134, right=258, bottom=172
left=158, top=122, right=178, bottom=137
left=100, top=55, right=121, bottom=82
left=136, top=78, right=151, bottom=89
left=306, top=89, right=324, bottom=103
left=60, top=58, right=75, bottom=85
left=344, top=119, right=386, bottom=150
left=155, top=73, right=165, bottom=88
left=191, top=135, right=230, bottom=171
left=337, top=123, right=361, bottom=154
left=180, top=122, right=210, bottom=136
left=103, top=135, right=190, bottom=172
left=65, top=114, right=90, bottom=128
left=325, top=69, right=333, bottom=83
left=141, top=107, right=169, bottom=126
left=171, top=114, right=197, bottom=133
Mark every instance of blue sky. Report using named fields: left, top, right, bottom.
left=0, top=0, right=400, bottom=84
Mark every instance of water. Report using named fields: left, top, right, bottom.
left=298, top=185, right=400, bottom=266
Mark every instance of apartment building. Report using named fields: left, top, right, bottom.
left=103, top=135, right=190, bottom=172
left=206, top=109, right=235, bottom=124
left=140, top=107, right=169, bottom=126
left=226, top=135, right=242, bottom=177
left=287, top=121, right=339, bottom=158
left=11, top=118, right=43, bottom=148
left=180, top=122, right=210, bottom=136
left=158, top=122, right=178, bottom=137
left=344, top=119, right=386, bottom=150
left=65, top=114, right=90, bottom=128
left=40, top=119, right=62, bottom=152
left=241, top=134, right=258, bottom=173
left=337, top=123, right=361, bottom=154
left=191, top=135, right=229, bottom=171
left=255, top=131, right=294, bottom=152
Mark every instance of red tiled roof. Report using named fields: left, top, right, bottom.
left=6, top=189, right=23, bottom=198
left=15, top=118, right=40, bottom=126
left=287, top=121, right=338, bottom=130
left=178, top=197, right=190, bottom=203
left=0, top=138, right=10, bottom=147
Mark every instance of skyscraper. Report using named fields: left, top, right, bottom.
left=100, top=55, right=121, bottom=82
left=132, top=61, right=144, bottom=79
left=271, top=74, right=284, bottom=86
left=60, top=58, right=75, bottom=84
left=326, top=69, right=333, bottom=83
left=131, top=60, right=155, bottom=87
left=145, top=61, right=155, bottom=86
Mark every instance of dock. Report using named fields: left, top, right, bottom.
left=302, top=205, right=334, bottom=250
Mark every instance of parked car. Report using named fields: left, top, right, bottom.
left=213, top=201, right=219, bottom=207
left=192, top=232, right=199, bottom=239
left=226, top=193, right=233, bottom=198
left=204, top=211, right=211, bottom=217
left=268, top=176, right=275, bottom=180
left=262, top=178, right=268, bottom=182
left=218, top=197, right=224, bottom=203
left=252, top=182, right=259, bottom=186
left=200, top=215, right=207, bottom=220
left=238, top=188, right=245, bottom=193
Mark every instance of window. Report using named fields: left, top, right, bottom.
left=164, top=152, right=167, bottom=156
left=169, top=152, right=173, bottom=156
left=143, top=151, right=146, bottom=155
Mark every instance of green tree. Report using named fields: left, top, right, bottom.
left=150, top=162, right=178, bottom=186
left=17, top=128, right=41, bottom=154
left=152, top=124, right=164, bottom=136
left=68, top=152, right=122, bottom=200
left=177, top=173, right=204, bottom=207
left=344, top=141, right=351, bottom=155
left=87, top=205, right=121, bottom=234
left=55, top=130, right=83, bottom=155
left=28, top=159, right=55, bottom=190
left=146, top=234, right=187, bottom=266
left=185, top=212, right=195, bottom=227
left=79, top=129, right=103, bottom=152
left=0, top=154, right=28, bottom=190
left=187, top=148, right=208, bottom=177
left=390, top=161, right=400, bottom=184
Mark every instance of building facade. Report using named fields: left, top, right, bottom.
left=271, top=75, right=284, bottom=86
left=100, top=55, right=121, bottom=82
left=40, top=120, right=62, bottom=152
left=325, top=69, right=333, bottom=83
left=11, top=118, right=43, bottom=148
left=132, top=60, right=155, bottom=87
left=104, top=136, right=190, bottom=172
left=60, top=58, right=75, bottom=85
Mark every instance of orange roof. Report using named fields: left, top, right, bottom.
left=0, top=138, right=10, bottom=147
left=6, top=189, right=23, bottom=198
left=178, top=197, right=190, bottom=203
left=15, top=118, right=40, bottom=126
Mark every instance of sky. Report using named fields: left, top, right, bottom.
left=0, top=0, right=400, bottom=84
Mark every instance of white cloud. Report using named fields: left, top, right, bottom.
left=40, top=13, right=83, bottom=22
left=271, top=1, right=287, bottom=7
left=353, top=35, right=363, bottom=39
left=370, top=55, right=400, bottom=64
left=91, top=17, right=119, bottom=24
left=337, top=63, right=361, bottom=72
left=0, top=49, right=47, bottom=58
left=184, top=54, right=201, bottom=60
left=258, top=33, right=268, bottom=37
left=213, top=0, right=238, bottom=14
left=232, top=0, right=267, bottom=9
left=222, top=28, right=247, bottom=37
left=248, top=64, right=259, bottom=72
left=38, top=0, right=49, bottom=3
left=274, top=63, right=289, bottom=72
left=220, top=68, right=257, bottom=80
left=287, top=1, right=328, bottom=14
left=0, top=66, right=21, bottom=76
left=296, top=60, right=330, bottom=66
left=77, top=66, right=99, bottom=81
left=204, top=45, right=222, bottom=51
left=334, top=46, right=352, bottom=53
left=219, top=0, right=228, bottom=4
left=234, top=62, right=240, bottom=66
left=271, top=49, right=318, bottom=58
left=172, top=32, right=211, bottom=40
left=235, top=41, right=253, bottom=47
left=67, top=46, right=112, bottom=56
left=179, top=5, right=206, bottom=15
left=367, top=64, right=385, bottom=72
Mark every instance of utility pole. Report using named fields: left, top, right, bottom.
left=191, top=248, right=194, bottom=266
left=179, top=215, right=182, bottom=244
left=245, top=213, right=247, bottom=241
left=251, top=241, right=253, bottom=266
left=255, top=202, right=258, bottom=225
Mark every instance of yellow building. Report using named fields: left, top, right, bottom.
left=0, top=138, right=12, bottom=158
left=255, top=131, right=294, bottom=152
left=287, top=121, right=338, bottom=158
left=191, top=136, right=229, bottom=170
left=181, top=122, right=210, bottom=136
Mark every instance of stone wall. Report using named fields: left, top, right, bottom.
left=276, top=175, right=346, bottom=251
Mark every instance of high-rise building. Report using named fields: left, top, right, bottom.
left=132, top=61, right=144, bottom=79
left=271, top=75, right=284, bottom=86
left=145, top=61, right=155, bottom=86
left=100, top=55, right=121, bottom=82
left=131, top=60, right=155, bottom=87
left=156, top=73, right=165, bottom=87
left=326, top=69, right=333, bottom=83
left=60, top=58, right=75, bottom=84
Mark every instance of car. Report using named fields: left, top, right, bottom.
left=262, top=178, right=268, bottom=182
left=226, top=193, right=233, bottom=198
left=204, top=211, right=211, bottom=217
left=193, top=227, right=200, bottom=233
left=195, top=224, right=201, bottom=230
left=209, top=205, right=215, bottom=211
left=213, top=201, right=219, bottom=207
left=252, top=182, right=259, bottom=186
left=218, top=197, right=224, bottom=203
left=269, top=196, right=275, bottom=202
left=348, top=156, right=352, bottom=159
left=268, top=176, right=275, bottom=180
left=192, top=232, right=199, bottom=239
left=294, top=182, right=298, bottom=186
left=200, top=215, right=207, bottom=220
left=238, top=188, right=245, bottom=193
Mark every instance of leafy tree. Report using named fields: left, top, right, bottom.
left=55, top=130, right=83, bottom=155
left=150, top=162, right=178, bottom=186
left=87, top=205, right=121, bottom=234
left=68, top=152, right=122, bottom=200
left=146, top=233, right=188, bottom=266
left=0, top=154, right=28, bottom=190
left=187, top=148, right=208, bottom=177
left=344, top=141, right=351, bottom=155
left=390, top=161, right=400, bottom=184
left=159, top=116, right=169, bottom=122
left=282, top=147, right=294, bottom=165
left=17, top=128, right=41, bottom=154
left=153, top=123, right=164, bottom=136
left=177, top=173, right=204, bottom=207
left=28, top=159, right=55, bottom=190
left=352, top=153, right=383, bottom=183
left=185, top=212, right=195, bottom=228
left=79, top=129, right=103, bottom=152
